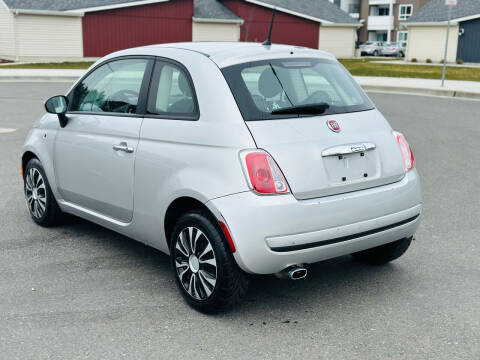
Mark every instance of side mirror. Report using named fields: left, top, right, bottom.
left=45, top=95, right=68, bottom=128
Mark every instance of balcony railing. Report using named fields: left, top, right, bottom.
left=367, top=15, right=394, bottom=30
left=369, top=0, right=396, bottom=5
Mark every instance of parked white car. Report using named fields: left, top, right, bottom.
left=360, top=41, right=384, bottom=56
left=381, top=42, right=406, bottom=57
left=22, top=42, right=422, bottom=312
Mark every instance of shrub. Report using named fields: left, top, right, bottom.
left=456, top=59, right=464, bottom=64
left=411, top=58, right=418, bottom=63
left=426, top=58, right=432, bottom=63
left=439, top=59, right=444, bottom=64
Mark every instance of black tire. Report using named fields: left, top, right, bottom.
left=399, top=51, right=405, bottom=58
left=170, top=209, right=249, bottom=313
left=352, top=237, right=413, bottom=265
left=373, top=50, right=379, bottom=56
left=23, top=158, right=62, bottom=227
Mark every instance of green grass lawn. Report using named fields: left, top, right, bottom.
left=339, top=58, right=480, bottom=82
left=2, top=58, right=479, bottom=82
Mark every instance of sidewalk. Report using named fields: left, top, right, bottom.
left=0, top=69, right=85, bottom=82
left=1, top=69, right=479, bottom=100
left=355, top=76, right=480, bottom=99
left=371, top=60, right=480, bottom=68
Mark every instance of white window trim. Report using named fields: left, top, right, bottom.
left=399, top=4, right=413, bottom=21
left=397, top=31, right=408, bottom=41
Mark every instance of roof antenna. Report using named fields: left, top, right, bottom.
left=262, top=7, right=276, bottom=46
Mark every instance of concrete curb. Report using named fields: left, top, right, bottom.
left=361, top=85, right=480, bottom=100
left=0, top=76, right=79, bottom=82
left=0, top=69, right=84, bottom=83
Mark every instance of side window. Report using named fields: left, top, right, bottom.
left=70, top=58, right=148, bottom=114
left=147, top=61, right=198, bottom=119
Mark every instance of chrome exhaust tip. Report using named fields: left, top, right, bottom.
left=288, top=267, right=307, bottom=280
left=276, top=266, right=308, bottom=280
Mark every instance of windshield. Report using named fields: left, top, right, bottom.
left=222, top=58, right=374, bottom=121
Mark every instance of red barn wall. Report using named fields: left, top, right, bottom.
left=83, top=0, right=193, bottom=57
left=223, top=0, right=319, bottom=49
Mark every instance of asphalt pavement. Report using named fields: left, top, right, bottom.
left=0, top=82, right=479, bottom=360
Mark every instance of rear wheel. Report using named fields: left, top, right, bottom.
left=23, top=158, right=62, bottom=227
left=352, top=237, right=413, bottom=265
left=170, top=210, right=249, bottom=313
left=373, top=50, right=379, bottom=56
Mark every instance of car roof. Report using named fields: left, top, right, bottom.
left=107, top=42, right=337, bottom=68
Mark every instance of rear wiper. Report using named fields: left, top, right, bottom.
left=271, top=103, right=330, bottom=115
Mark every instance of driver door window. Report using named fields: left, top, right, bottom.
left=70, top=58, right=149, bottom=114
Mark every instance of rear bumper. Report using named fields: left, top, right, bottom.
left=207, top=170, right=422, bottom=274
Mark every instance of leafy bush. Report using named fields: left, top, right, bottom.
left=456, top=59, right=464, bottom=64
left=411, top=58, right=418, bottom=63
left=426, top=58, right=432, bottom=63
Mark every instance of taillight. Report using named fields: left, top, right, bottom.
left=393, top=131, right=415, bottom=171
left=240, top=150, right=290, bottom=194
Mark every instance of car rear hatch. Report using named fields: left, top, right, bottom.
left=246, top=109, right=406, bottom=200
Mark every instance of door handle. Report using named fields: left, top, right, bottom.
left=113, top=142, right=134, bottom=153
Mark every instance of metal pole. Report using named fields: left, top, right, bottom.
left=441, top=5, right=453, bottom=87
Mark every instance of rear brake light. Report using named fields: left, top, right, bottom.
left=240, top=150, right=290, bottom=194
left=393, top=131, right=415, bottom=171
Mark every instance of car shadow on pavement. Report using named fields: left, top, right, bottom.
left=59, top=213, right=409, bottom=316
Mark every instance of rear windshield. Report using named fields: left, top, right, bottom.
left=222, top=58, right=374, bottom=121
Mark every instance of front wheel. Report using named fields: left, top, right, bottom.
left=24, top=158, right=62, bottom=227
left=373, top=50, right=379, bottom=56
left=170, top=210, right=249, bottom=313
left=352, top=237, right=413, bottom=265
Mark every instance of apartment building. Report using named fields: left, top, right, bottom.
left=359, top=0, right=429, bottom=44
left=330, top=0, right=429, bottom=45
left=329, top=0, right=361, bottom=18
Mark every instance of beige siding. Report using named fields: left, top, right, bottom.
left=192, top=21, right=240, bottom=42
left=318, top=26, right=357, bottom=58
left=0, top=2, right=15, bottom=58
left=15, top=13, right=83, bottom=60
left=406, top=25, right=459, bottom=63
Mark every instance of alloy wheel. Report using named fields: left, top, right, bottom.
left=174, top=226, right=217, bottom=300
left=25, top=168, right=47, bottom=219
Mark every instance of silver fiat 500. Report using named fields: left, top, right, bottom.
left=22, top=42, right=422, bottom=312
